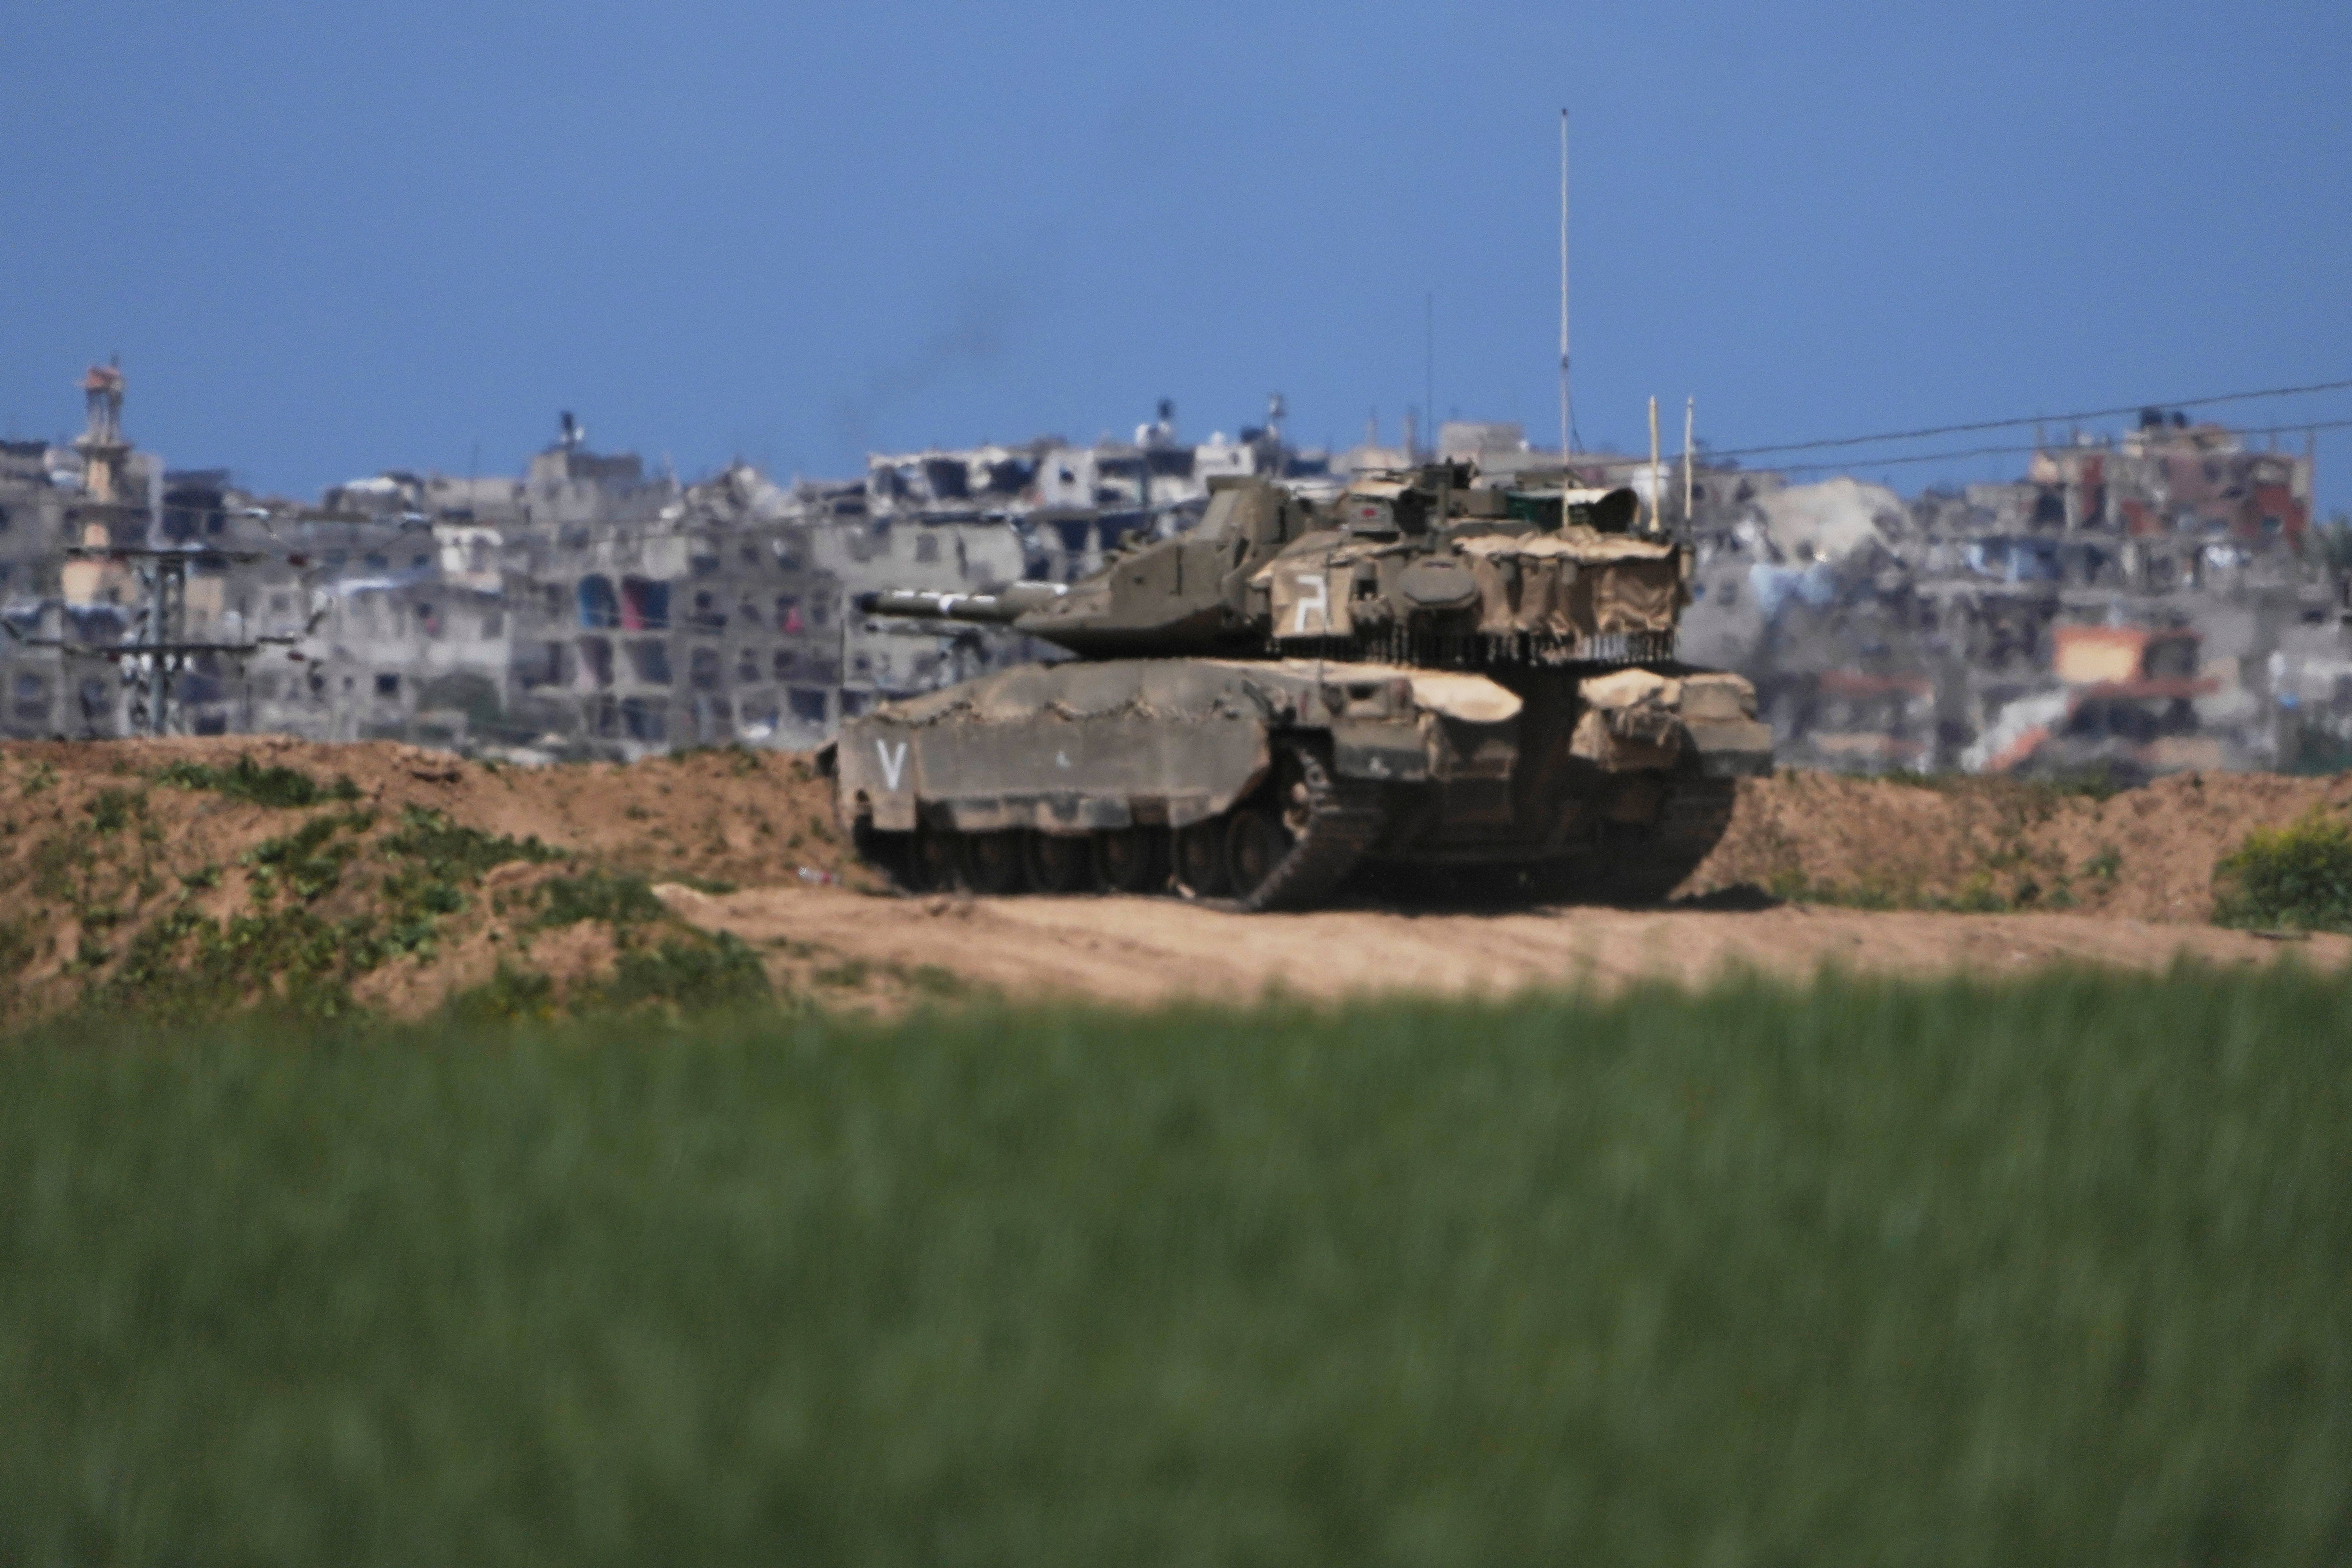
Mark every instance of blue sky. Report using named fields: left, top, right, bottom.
left=4, top=0, right=2348, bottom=513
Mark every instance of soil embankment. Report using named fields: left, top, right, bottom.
left=0, top=738, right=2344, bottom=1023
left=1686, top=768, right=2352, bottom=922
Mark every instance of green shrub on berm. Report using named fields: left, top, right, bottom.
left=153, top=754, right=359, bottom=809
left=2210, top=808, right=2352, bottom=932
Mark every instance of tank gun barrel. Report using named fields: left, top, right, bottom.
left=853, top=583, right=1068, bottom=625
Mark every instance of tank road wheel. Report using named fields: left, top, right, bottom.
left=907, top=826, right=963, bottom=893
left=1216, top=743, right=1384, bottom=914
left=1225, top=808, right=1291, bottom=901
left=1024, top=832, right=1095, bottom=894
left=961, top=831, right=1029, bottom=896
left=851, top=818, right=913, bottom=889
left=1174, top=819, right=1233, bottom=898
left=1093, top=826, right=1167, bottom=894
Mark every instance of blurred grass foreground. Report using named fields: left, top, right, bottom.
left=4, top=968, right=2349, bottom=1565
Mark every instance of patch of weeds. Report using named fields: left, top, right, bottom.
left=100, top=903, right=365, bottom=1021
left=1945, top=874, right=2012, bottom=914
left=375, top=806, right=558, bottom=960
left=0, top=918, right=34, bottom=979
left=21, top=761, right=56, bottom=796
left=537, top=871, right=666, bottom=928
left=2021, top=771, right=2127, bottom=805
left=29, top=833, right=88, bottom=901
left=380, top=804, right=555, bottom=876
left=623, top=804, right=651, bottom=821
left=179, top=864, right=220, bottom=892
left=600, top=932, right=770, bottom=1011
left=243, top=812, right=372, bottom=903
left=441, top=965, right=557, bottom=1026
left=2084, top=845, right=2123, bottom=885
left=898, top=962, right=965, bottom=998
left=674, top=874, right=738, bottom=896
left=154, top=754, right=360, bottom=809
left=814, top=956, right=872, bottom=989
left=72, top=934, right=109, bottom=970
left=2211, top=810, right=2352, bottom=933
left=1983, top=837, right=2035, bottom=872
left=85, top=788, right=142, bottom=836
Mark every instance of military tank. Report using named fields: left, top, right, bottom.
left=823, top=465, right=1773, bottom=910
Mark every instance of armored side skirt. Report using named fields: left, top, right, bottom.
left=835, top=657, right=1770, bottom=856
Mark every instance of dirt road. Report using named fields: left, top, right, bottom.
left=656, top=884, right=2349, bottom=1006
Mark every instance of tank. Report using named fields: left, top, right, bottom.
left=823, top=465, right=1774, bottom=910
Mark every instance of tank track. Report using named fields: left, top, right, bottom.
left=1583, top=770, right=1740, bottom=904
left=1204, top=743, right=1383, bottom=914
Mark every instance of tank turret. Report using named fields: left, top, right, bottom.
left=828, top=463, right=1771, bottom=911
left=860, top=468, right=1681, bottom=668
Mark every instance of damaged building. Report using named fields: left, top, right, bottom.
left=1673, top=410, right=2335, bottom=779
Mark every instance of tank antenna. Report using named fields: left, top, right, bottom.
left=1559, top=110, right=1577, bottom=458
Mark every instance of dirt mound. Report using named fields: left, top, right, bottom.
left=0, top=738, right=915, bottom=1026
left=1686, top=770, right=2352, bottom=922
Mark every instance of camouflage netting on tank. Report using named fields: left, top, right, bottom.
left=1457, top=530, right=1688, bottom=641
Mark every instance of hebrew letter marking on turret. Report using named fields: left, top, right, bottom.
left=1291, top=573, right=1329, bottom=634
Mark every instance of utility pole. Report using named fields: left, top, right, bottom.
left=1560, top=110, right=1576, bottom=459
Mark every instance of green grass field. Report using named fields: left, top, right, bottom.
left=4, top=968, right=2349, bottom=1565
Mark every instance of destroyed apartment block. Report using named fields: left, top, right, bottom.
left=1673, top=409, right=2336, bottom=778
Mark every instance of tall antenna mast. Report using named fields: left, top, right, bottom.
left=1425, top=292, right=1436, bottom=462
left=1648, top=396, right=1661, bottom=533
left=1683, top=396, right=1697, bottom=531
left=1559, top=109, right=1577, bottom=457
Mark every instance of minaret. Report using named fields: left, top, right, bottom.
left=77, top=360, right=128, bottom=512
left=64, top=361, right=133, bottom=604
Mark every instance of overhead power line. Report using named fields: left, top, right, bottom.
left=1763, top=416, right=2352, bottom=475
left=1710, top=377, right=2352, bottom=461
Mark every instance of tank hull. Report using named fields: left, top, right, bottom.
left=832, top=656, right=1771, bottom=909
